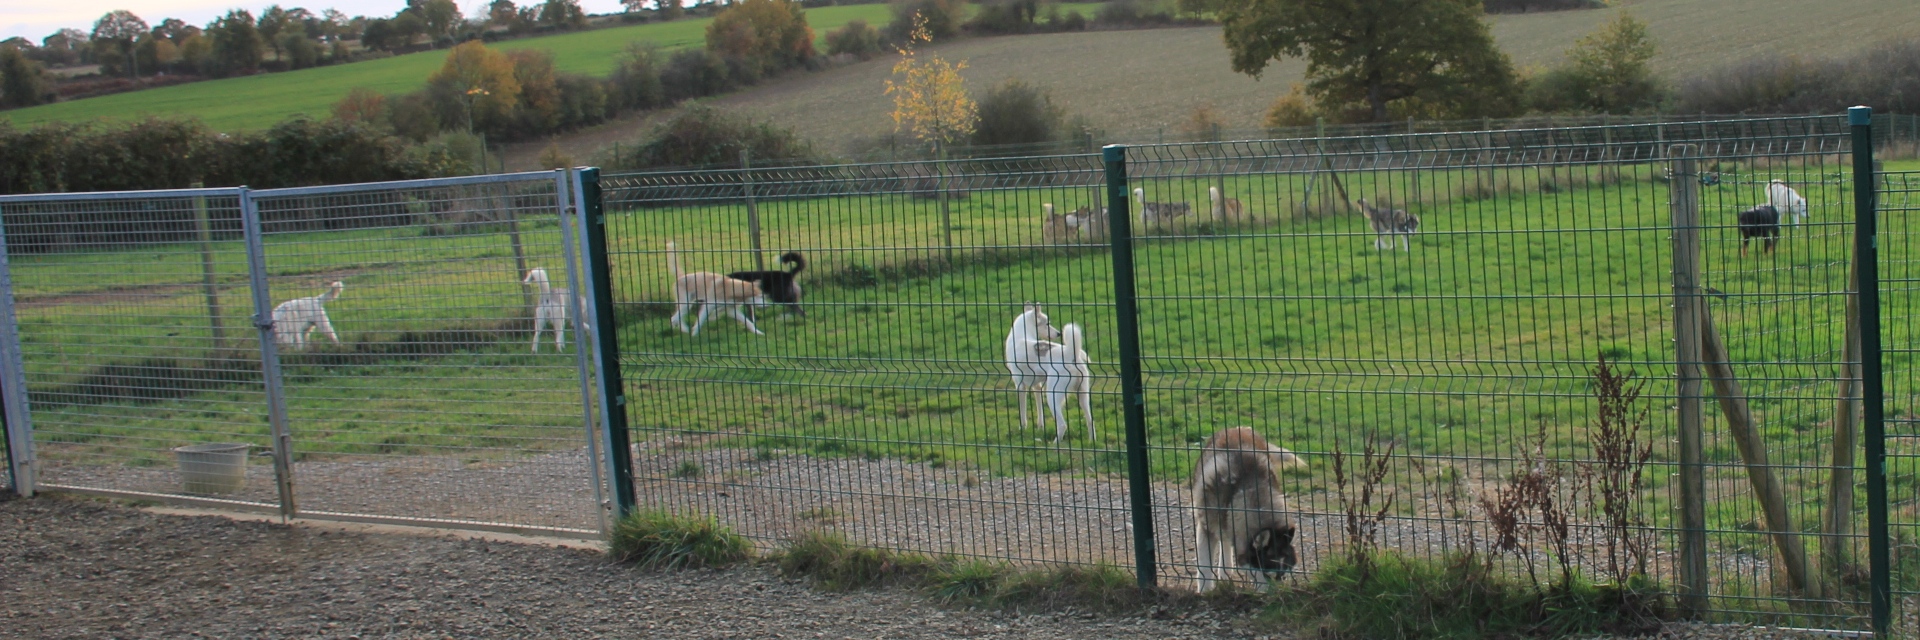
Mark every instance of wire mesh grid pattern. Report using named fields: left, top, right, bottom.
left=0, top=189, right=275, bottom=508
left=1122, top=116, right=1881, bottom=628
left=599, top=155, right=1139, bottom=566
left=592, top=115, right=1892, bottom=629
left=1880, top=170, right=1920, bottom=635
left=0, top=173, right=607, bottom=536
left=248, top=172, right=603, bottom=534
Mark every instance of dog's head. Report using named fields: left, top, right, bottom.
left=1023, top=304, right=1063, bottom=341
left=522, top=269, right=548, bottom=286
left=1237, top=522, right=1298, bottom=579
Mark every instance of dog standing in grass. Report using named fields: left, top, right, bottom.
left=523, top=268, right=588, bottom=352
left=668, top=241, right=767, bottom=336
left=1355, top=198, right=1419, bottom=251
left=1193, top=426, right=1303, bottom=592
left=1031, top=322, right=1093, bottom=443
left=1005, top=304, right=1063, bottom=431
left=272, top=281, right=343, bottom=350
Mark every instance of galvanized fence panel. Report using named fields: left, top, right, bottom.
left=247, top=172, right=603, bottom=535
left=1119, top=115, right=1868, bottom=627
left=0, top=188, right=280, bottom=509
left=599, top=155, right=1134, bottom=565
left=1881, top=169, right=1920, bottom=635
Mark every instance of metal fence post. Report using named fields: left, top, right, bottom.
left=1849, top=105, right=1892, bottom=637
left=239, top=188, right=298, bottom=520
left=741, top=148, right=765, bottom=272
left=572, top=167, right=637, bottom=520
left=555, top=170, right=608, bottom=535
left=1668, top=144, right=1709, bottom=616
left=0, top=203, right=34, bottom=497
left=1103, top=145, right=1157, bottom=588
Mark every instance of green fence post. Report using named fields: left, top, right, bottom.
left=1103, top=144, right=1157, bottom=589
left=573, top=167, right=637, bottom=520
left=1850, top=105, right=1891, bottom=637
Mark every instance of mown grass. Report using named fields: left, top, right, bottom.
left=0, top=4, right=899, bottom=131
left=1, top=3, right=1112, bottom=133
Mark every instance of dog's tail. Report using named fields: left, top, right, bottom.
left=1268, top=445, right=1307, bottom=471
left=319, top=281, right=344, bottom=303
left=667, top=241, right=682, bottom=279
left=1062, top=323, right=1084, bottom=362
left=1044, top=203, right=1053, bottom=217
left=1209, top=186, right=1221, bottom=213
left=780, top=251, right=807, bottom=274
left=1132, top=187, right=1144, bottom=204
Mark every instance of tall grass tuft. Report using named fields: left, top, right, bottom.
left=775, top=530, right=942, bottom=590
left=607, top=510, right=753, bottom=570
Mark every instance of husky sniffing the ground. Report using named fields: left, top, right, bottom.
left=1355, top=198, right=1419, bottom=251
left=1192, top=426, right=1303, bottom=592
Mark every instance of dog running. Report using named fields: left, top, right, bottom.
left=668, top=241, right=767, bottom=336
left=727, top=251, right=808, bottom=318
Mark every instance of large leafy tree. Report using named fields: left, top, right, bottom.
left=1220, top=0, right=1521, bottom=122
left=209, top=9, right=264, bottom=75
left=705, top=0, right=815, bottom=78
left=1, top=46, right=54, bottom=108
left=91, top=10, right=148, bottom=77
left=426, top=41, right=521, bottom=134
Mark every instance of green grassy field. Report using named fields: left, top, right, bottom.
left=0, top=3, right=899, bottom=132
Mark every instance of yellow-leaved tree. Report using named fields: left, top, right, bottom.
left=884, top=17, right=976, bottom=153
left=427, top=41, right=521, bottom=135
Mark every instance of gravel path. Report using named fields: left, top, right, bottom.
left=1, top=493, right=1864, bottom=639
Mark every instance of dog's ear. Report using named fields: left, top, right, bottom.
left=1253, top=529, right=1272, bottom=549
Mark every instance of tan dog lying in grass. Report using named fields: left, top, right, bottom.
left=667, top=241, right=766, bottom=336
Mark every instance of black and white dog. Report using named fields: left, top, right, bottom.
left=728, top=251, right=808, bottom=318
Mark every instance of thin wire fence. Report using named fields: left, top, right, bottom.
left=1879, top=170, right=1920, bottom=635
left=249, top=172, right=602, bottom=534
left=600, top=154, right=1137, bottom=566
left=0, top=189, right=277, bottom=509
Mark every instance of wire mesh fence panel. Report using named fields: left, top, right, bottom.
left=600, top=156, right=1132, bottom=565
left=249, top=172, right=602, bottom=535
left=1881, top=170, right=1920, bottom=635
left=1122, top=115, right=1870, bottom=628
left=0, top=189, right=277, bottom=508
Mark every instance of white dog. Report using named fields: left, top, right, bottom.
left=668, top=241, right=766, bottom=336
left=1767, top=179, right=1808, bottom=227
left=1005, top=304, right=1063, bottom=431
left=523, top=268, right=588, bottom=352
left=1030, top=322, right=1093, bottom=443
left=272, top=281, right=343, bottom=350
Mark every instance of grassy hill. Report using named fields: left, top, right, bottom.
left=0, top=4, right=899, bottom=131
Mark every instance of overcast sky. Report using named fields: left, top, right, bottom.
left=2, top=0, right=631, bottom=41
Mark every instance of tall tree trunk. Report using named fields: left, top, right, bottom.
left=1367, top=82, right=1388, bottom=123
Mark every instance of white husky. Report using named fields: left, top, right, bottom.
left=1031, top=323, right=1093, bottom=443
left=272, top=281, right=343, bottom=350
left=1767, top=179, right=1808, bottom=228
left=1004, top=304, right=1063, bottom=431
left=523, top=268, right=588, bottom=352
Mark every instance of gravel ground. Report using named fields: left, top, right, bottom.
left=1, top=493, right=1866, bottom=639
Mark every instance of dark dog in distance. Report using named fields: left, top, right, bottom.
left=729, top=252, right=808, bottom=318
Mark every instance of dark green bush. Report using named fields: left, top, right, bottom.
left=661, top=48, right=734, bottom=102
left=884, top=0, right=962, bottom=44
left=824, top=19, right=884, bottom=59
left=964, top=0, right=1040, bottom=35
left=971, top=78, right=1068, bottom=146
left=1677, top=38, right=1920, bottom=115
left=602, top=104, right=820, bottom=170
left=608, top=43, right=667, bottom=111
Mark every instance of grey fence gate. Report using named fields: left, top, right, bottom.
left=0, top=171, right=607, bottom=537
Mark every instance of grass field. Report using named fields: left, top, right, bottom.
left=0, top=3, right=902, bottom=132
